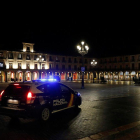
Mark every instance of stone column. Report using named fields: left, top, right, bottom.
left=123, top=72, right=125, bottom=81
left=23, top=72, right=25, bottom=82
left=5, top=71, right=7, bottom=82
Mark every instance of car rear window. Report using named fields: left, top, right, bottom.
left=4, top=85, right=30, bottom=96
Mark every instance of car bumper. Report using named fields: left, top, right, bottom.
left=0, top=106, right=39, bottom=118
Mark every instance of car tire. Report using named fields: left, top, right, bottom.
left=40, top=107, right=50, bottom=122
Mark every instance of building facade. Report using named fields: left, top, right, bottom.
left=98, top=55, right=140, bottom=81
left=1, top=42, right=140, bottom=83
left=0, top=43, right=98, bottom=82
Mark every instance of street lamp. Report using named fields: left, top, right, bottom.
left=77, top=41, right=89, bottom=89
left=36, top=55, right=44, bottom=79
left=91, top=59, right=97, bottom=83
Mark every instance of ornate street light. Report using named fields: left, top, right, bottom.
left=36, top=55, right=44, bottom=79
left=91, top=59, right=97, bottom=83
left=77, top=41, right=89, bottom=89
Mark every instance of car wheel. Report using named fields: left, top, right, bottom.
left=40, top=107, right=50, bottom=122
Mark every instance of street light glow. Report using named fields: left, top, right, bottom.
left=85, top=45, right=89, bottom=50
left=77, top=45, right=81, bottom=50
left=91, top=59, right=97, bottom=83
left=77, top=41, right=89, bottom=89
left=81, top=41, right=84, bottom=45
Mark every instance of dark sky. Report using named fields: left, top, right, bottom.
left=0, top=2, right=140, bottom=58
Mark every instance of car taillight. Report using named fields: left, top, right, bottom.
left=27, top=92, right=36, bottom=104
left=0, top=90, right=4, bottom=101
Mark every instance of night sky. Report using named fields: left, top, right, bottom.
left=0, top=2, right=140, bottom=58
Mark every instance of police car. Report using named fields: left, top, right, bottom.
left=0, top=79, right=82, bottom=122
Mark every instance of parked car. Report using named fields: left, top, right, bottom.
left=0, top=79, right=82, bottom=122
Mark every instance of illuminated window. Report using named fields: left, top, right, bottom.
left=0, top=62, right=3, bottom=67
left=26, top=63, right=30, bottom=69
left=18, top=53, right=22, bottom=59
left=34, top=64, right=37, bottom=69
left=8, top=53, right=13, bottom=59
left=18, top=63, right=21, bottom=69
left=26, top=54, right=30, bottom=60
left=0, top=52, right=3, bottom=58
left=42, top=55, right=46, bottom=61
left=42, top=64, right=45, bottom=69
left=34, top=55, right=37, bottom=60
left=9, top=63, right=13, bottom=69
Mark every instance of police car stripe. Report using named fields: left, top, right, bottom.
left=68, top=93, right=74, bottom=107
left=52, top=106, right=75, bottom=113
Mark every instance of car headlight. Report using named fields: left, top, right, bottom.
left=77, top=92, right=81, bottom=97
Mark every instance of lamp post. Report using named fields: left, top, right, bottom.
left=91, top=59, right=97, bottom=83
left=77, top=41, right=89, bottom=89
left=36, top=55, right=44, bottom=79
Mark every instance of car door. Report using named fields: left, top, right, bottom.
left=44, top=83, right=62, bottom=111
left=59, top=84, right=74, bottom=109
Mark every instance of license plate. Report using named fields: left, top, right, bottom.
left=7, top=99, right=19, bottom=104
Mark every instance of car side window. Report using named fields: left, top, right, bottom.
left=60, top=84, right=71, bottom=97
left=44, top=83, right=61, bottom=97
left=37, top=85, right=45, bottom=92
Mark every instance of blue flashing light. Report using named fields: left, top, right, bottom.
left=40, top=79, right=47, bottom=81
left=48, top=78, right=56, bottom=81
left=33, top=78, right=57, bottom=82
